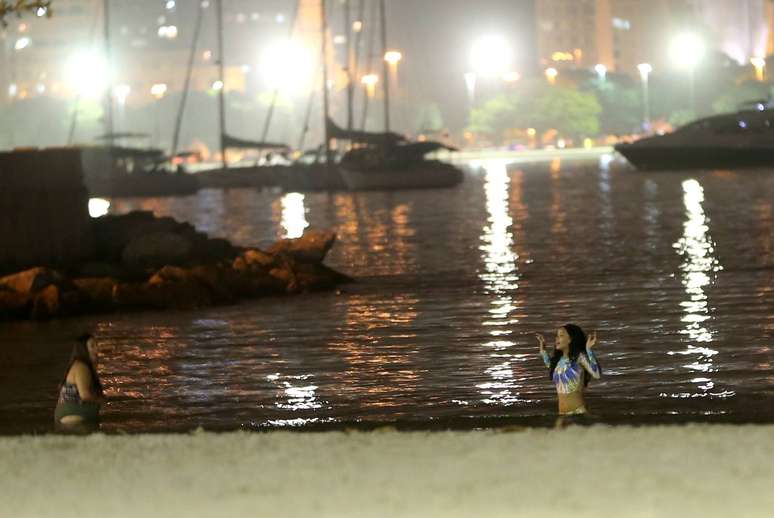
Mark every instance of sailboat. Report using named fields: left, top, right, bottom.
left=324, top=0, right=464, bottom=191
left=78, top=0, right=199, bottom=198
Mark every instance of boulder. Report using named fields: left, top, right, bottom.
left=234, top=249, right=275, bottom=273
left=74, top=277, right=117, bottom=308
left=78, top=261, right=130, bottom=280
left=30, top=284, right=61, bottom=320
left=93, top=211, right=198, bottom=262
left=0, top=267, right=64, bottom=295
left=122, top=232, right=193, bottom=271
left=0, top=285, right=29, bottom=317
left=267, top=229, right=336, bottom=264
left=189, top=237, right=240, bottom=264
left=293, top=263, right=354, bottom=292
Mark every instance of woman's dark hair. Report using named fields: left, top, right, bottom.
left=548, top=324, right=600, bottom=387
left=60, top=333, right=103, bottom=395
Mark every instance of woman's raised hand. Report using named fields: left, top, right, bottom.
left=586, top=331, right=598, bottom=350
left=535, top=333, right=546, bottom=352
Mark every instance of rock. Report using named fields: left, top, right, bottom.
left=267, top=229, right=336, bottom=264
left=0, top=285, right=29, bottom=317
left=189, top=237, right=240, bottom=264
left=122, top=232, right=193, bottom=271
left=243, top=248, right=275, bottom=269
left=30, top=284, right=61, bottom=319
left=93, top=211, right=197, bottom=262
left=78, top=261, right=130, bottom=280
left=74, top=277, right=117, bottom=308
left=0, top=267, right=64, bottom=295
left=269, top=267, right=300, bottom=293
left=293, top=263, right=355, bottom=291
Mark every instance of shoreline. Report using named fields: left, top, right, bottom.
left=2, top=424, right=773, bottom=517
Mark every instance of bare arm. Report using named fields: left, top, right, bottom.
left=536, top=333, right=551, bottom=368
left=578, top=331, right=601, bottom=379
left=71, top=362, right=104, bottom=403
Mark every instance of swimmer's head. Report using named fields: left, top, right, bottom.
left=76, top=333, right=98, bottom=364
left=556, top=324, right=586, bottom=357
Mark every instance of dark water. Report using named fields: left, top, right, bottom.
left=2, top=156, right=773, bottom=434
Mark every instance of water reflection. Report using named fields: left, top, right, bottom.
left=668, top=178, right=727, bottom=398
left=476, top=160, right=526, bottom=406
left=278, top=192, right=309, bottom=239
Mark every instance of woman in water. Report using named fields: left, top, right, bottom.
left=54, top=334, right=105, bottom=427
left=536, top=324, right=601, bottom=416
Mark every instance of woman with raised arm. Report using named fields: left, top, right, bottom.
left=54, top=334, right=105, bottom=428
left=536, top=324, right=601, bottom=416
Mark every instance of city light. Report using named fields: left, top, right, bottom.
left=502, top=71, right=521, bottom=83
left=384, top=50, right=402, bottom=65
left=66, top=50, right=108, bottom=98
left=88, top=198, right=111, bottom=218
left=260, top=40, right=315, bottom=93
left=670, top=32, right=705, bottom=68
left=166, top=0, right=176, bottom=9
left=470, top=35, right=513, bottom=78
left=150, top=83, right=168, bottom=98
left=8, top=83, right=17, bottom=97
left=361, top=73, right=379, bottom=97
left=158, top=25, right=178, bottom=39
left=115, top=84, right=131, bottom=104
left=545, top=67, right=558, bottom=85
left=637, top=62, right=653, bottom=78
left=211, top=80, right=224, bottom=91
left=594, top=63, right=607, bottom=80
left=637, top=64, right=653, bottom=131
left=751, top=57, right=766, bottom=81
left=14, top=37, right=30, bottom=50
left=352, top=20, right=363, bottom=32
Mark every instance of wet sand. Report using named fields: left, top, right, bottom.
left=2, top=425, right=773, bottom=517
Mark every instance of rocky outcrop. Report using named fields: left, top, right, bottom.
left=0, top=213, right=352, bottom=320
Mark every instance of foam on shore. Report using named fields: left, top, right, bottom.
left=2, top=425, right=773, bottom=517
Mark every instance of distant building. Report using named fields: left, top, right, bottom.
left=0, top=0, right=291, bottom=105
left=535, top=0, right=774, bottom=77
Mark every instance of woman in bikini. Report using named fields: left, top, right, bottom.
left=536, top=324, right=601, bottom=416
left=54, top=334, right=105, bottom=428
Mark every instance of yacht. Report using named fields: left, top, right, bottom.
left=615, top=106, right=774, bottom=170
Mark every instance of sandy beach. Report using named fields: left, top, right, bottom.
left=2, top=424, right=773, bottom=517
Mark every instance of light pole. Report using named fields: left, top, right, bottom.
left=545, top=67, right=558, bottom=85
left=384, top=50, right=402, bottom=90
left=594, top=63, right=607, bottom=82
left=751, top=57, right=766, bottom=82
left=464, top=71, right=476, bottom=105
left=670, top=32, right=704, bottom=115
left=637, top=63, right=652, bottom=132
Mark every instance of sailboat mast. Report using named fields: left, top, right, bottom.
left=103, top=0, right=114, bottom=145
left=321, top=0, right=332, bottom=165
left=171, top=1, right=205, bottom=159
left=344, top=0, right=353, bottom=130
left=215, top=0, right=227, bottom=169
left=379, top=0, right=390, bottom=134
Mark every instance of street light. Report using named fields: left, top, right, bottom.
left=361, top=73, right=379, bottom=98
left=751, top=57, right=766, bottom=82
left=545, top=67, right=558, bottom=85
left=470, top=35, right=513, bottom=78
left=384, top=50, right=402, bottom=89
left=261, top=40, right=315, bottom=94
left=594, top=63, right=607, bottom=81
left=670, top=32, right=705, bottom=114
left=637, top=63, right=652, bottom=132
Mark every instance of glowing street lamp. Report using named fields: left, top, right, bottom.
left=150, top=83, right=168, bottom=99
left=594, top=63, right=607, bottom=81
left=361, top=73, right=379, bottom=97
left=637, top=63, right=653, bottom=131
left=67, top=50, right=108, bottom=98
left=545, top=67, right=558, bottom=85
left=384, top=50, right=402, bottom=89
left=751, top=57, right=766, bottom=82
left=260, top=40, right=315, bottom=94
left=670, top=33, right=705, bottom=114
left=470, top=35, right=513, bottom=78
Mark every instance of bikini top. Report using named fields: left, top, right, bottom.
left=541, top=350, right=601, bottom=394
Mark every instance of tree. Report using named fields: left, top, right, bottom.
left=0, top=1, right=52, bottom=24
left=582, top=79, right=641, bottom=135
left=712, top=80, right=773, bottom=114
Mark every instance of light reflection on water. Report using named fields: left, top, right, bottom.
left=3, top=160, right=774, bottom=433
left=476, top=160, right=526, bottom=406
left=666, top=179, right=726, bottom=399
